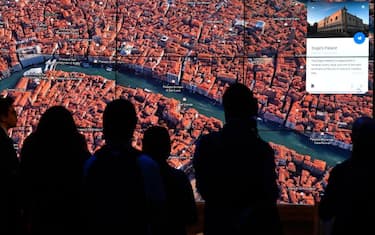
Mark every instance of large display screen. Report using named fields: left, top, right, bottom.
left=1, top=0, right=373, bottom=205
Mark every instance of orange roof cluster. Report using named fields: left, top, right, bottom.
left=270, top=143, right=327, bottom=205
left=6, top=70, right=222, bottom=168
left=1, top=1, right=373, bottom=147
left=1, top=69, right=347, bottom=205
left=1, top=0, right=374, bottom=205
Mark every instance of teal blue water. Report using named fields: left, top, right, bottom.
left=0, top=64, right=350, bottom=166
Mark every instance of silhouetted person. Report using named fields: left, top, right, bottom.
left=319, top=116, right=375, bottom=235
left=20, top=106, right=91, bottom=234
left=143, top=125, right=197, bottom=235
left=0, top=96, right=20, bottom=234
left=83, top=99, right=166, bottom=235
left=193, top=83, right=282, bottom=235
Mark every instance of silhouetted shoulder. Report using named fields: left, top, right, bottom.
left=93, top=145, right=110, bottom=159
left=330, top=160, right=351, bottom=174
left=94, top=145, right=141, bottom=159
left=20, top=133, right=38, bottom=160
left=258, top=138, right=274, bottom=154
left=195, top=131, right=222, bottom=149
left=77, top=133, right=89, bottom=147
left=21, top=132, right=36, bottom=145
left=166, top=166, right=191, bottom=187
left=160, top=165, right=191, bottom=193
left=169, top=167, right=187, bottom=178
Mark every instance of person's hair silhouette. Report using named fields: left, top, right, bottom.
left=0, top=96, right=20, bottom=234
left=193, top=82, right=282, bottom=235
left=83, top=99, right=167, bottom=235
left=20, top=105, right=90, bottom=234
left=143, top=125, right=197, bottom=235
left=222, top=82, right=258, bottom=121
left=350, top=116, right=375, bottom=162
left=35, top=105, right=81, bottom=141
left=319, top=116, right=375, bottom=235
left=103, top=99, right=137, bottom=146
left=0, top=96, right=14, bottom=116
left=143, top=126, right=171, bottom=163
left=0, top=96, right=17, bottom=131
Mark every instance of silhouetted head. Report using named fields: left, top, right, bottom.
left=0, top=96, right=17, bottom=131
left=351, top=116, right=374, bottom=145
left=103, top=99, right=137, bottom=146
left=36, top=105, right=79, bottom=139
left=351, top=116, right=375, bottom=162
left=222, top=83, right=258, bottom=122
left=142, top=126, right=171, bottom=163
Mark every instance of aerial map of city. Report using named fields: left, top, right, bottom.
left=0, top=0, right=374, bottom=205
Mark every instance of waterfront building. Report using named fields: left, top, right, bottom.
left=317, top=7, right=368, bottom=34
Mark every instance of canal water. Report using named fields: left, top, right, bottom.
left=0, top=64, right=350, bottom=166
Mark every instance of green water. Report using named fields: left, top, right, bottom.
left=0, top=64, right=350, bottom=166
